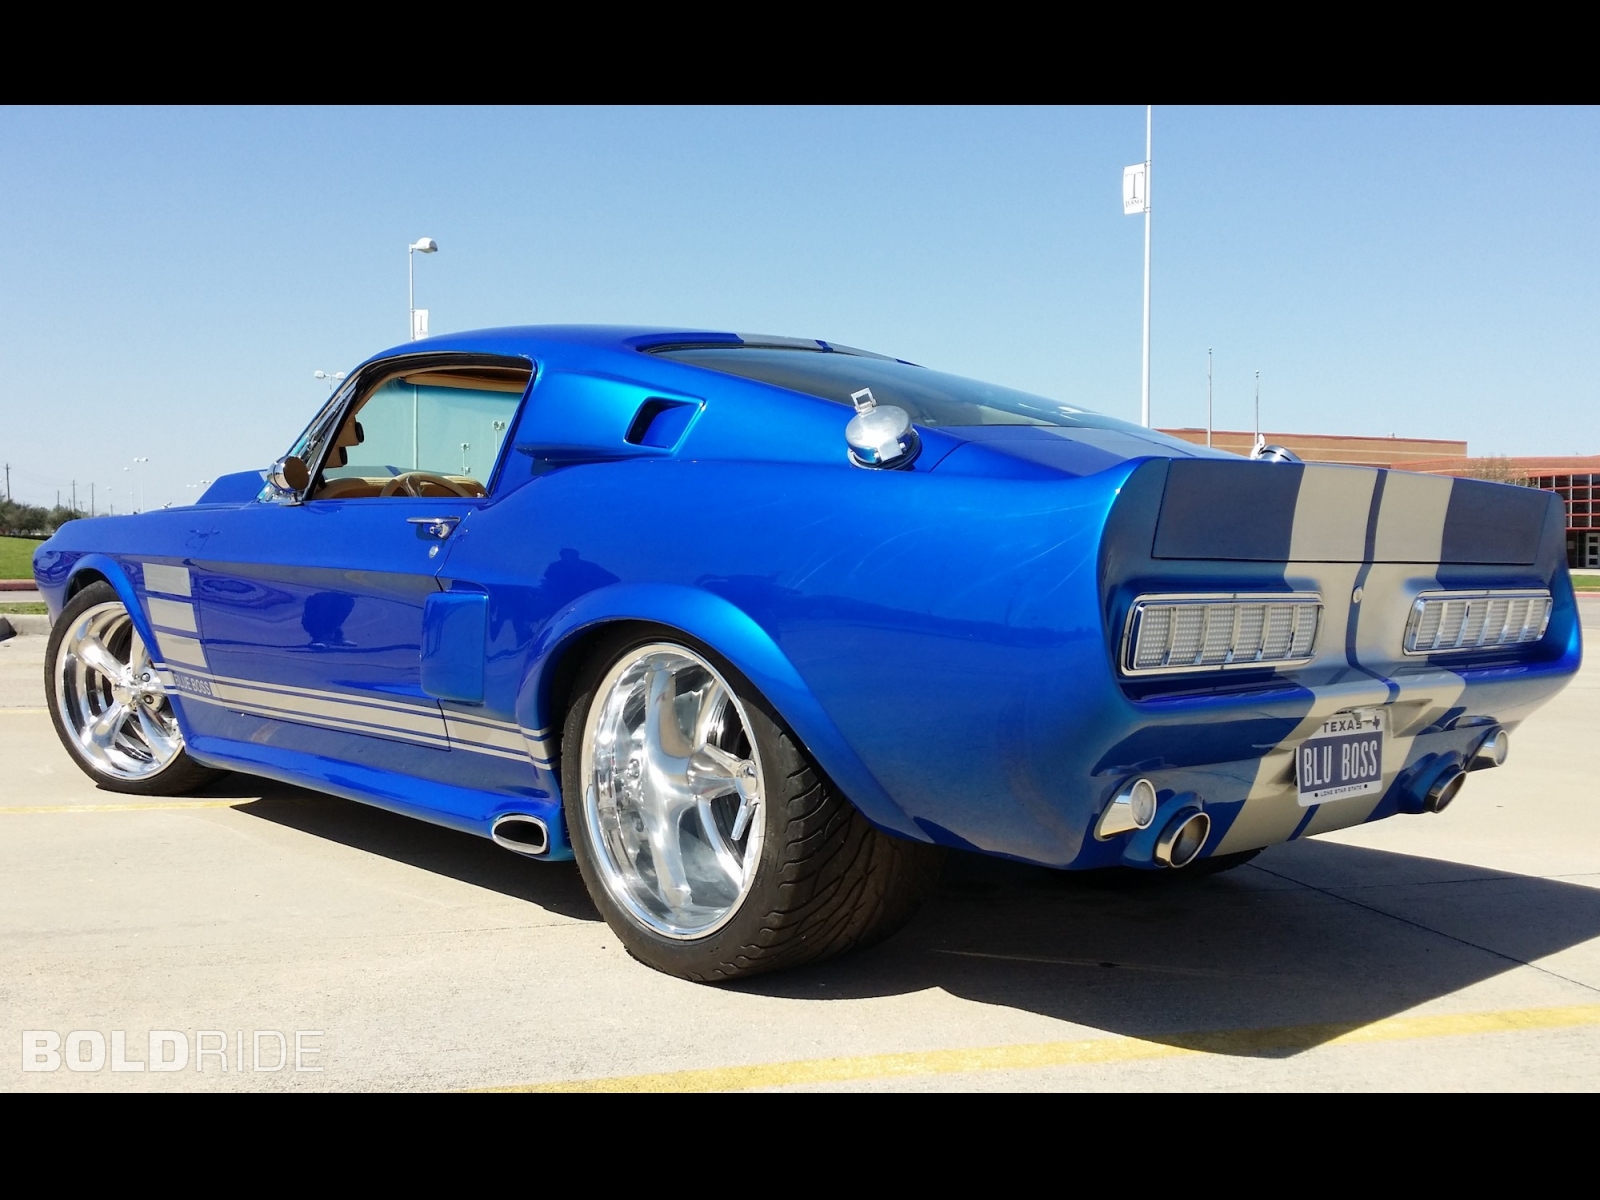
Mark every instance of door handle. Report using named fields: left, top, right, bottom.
left=407, top=517, right=460, bottom=541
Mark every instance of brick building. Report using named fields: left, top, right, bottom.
left=1160, top=428, right=1466, bottom=469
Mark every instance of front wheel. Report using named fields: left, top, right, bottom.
left=45, top=581, right=222, bottom=795
left=562, top=630, right=944, bottom=981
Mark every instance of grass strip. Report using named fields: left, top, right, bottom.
left=0, top=535, right=44, bottom=581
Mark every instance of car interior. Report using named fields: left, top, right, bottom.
left=312, top=364, right=531, bottom=500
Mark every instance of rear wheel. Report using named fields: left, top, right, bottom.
left=45, top=581, right=221, bottom=795
left=562, top=629, right=944, bottom=981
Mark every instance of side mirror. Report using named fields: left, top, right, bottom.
left=267, top=455, right=310, bottom=495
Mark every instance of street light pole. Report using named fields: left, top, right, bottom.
left=1253, top=371, right=1261, bottom=450
left=408, top=238, right=438, bottom=340
left=132, top=457, right=149, bottom=513
left=1141, top=105, right=1152, bottom=429
left=1122, top=109, right=1154, bottom=427
left=1207, top=348, right=1213, bottom=448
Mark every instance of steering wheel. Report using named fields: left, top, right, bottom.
left=379, top=471, right=477, bottom=498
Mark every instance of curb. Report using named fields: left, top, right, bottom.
left=0, top=614, right=51, bottom=638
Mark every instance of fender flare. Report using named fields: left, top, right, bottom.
left=518, top=582, right=925, bottom=841
left=61, top=555, right=158, bottom=650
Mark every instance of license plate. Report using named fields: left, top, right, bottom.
left=1296, top=709, right=1384, bottom=805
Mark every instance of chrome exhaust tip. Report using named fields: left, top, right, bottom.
left=491, top=814, right=550, bottom=857
left=1096, top=778, right=1159, bottom=840
left=1154, top=809, right=1210, bottom=869
left=1470, top=729, right=1509, bottom=771
left=1424, top=768, right=1465, bottom=814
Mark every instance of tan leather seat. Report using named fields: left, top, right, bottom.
left=316, top=476, right=385, bottom=499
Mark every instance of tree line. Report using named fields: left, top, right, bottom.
left=0, top=500, right=95, bottom=539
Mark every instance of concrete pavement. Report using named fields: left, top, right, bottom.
left=2, top=602, right=1597, bottom=1091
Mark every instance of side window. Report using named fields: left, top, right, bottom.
left=315, top=363, right=530, bottom=499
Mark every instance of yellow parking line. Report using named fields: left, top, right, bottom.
left=0, top=708, right=49, bottom=715
left=480, top=1004, right=1600, bottom=1092
left=0, top=800, right=246, bottom=815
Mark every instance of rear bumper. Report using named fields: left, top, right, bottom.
left=1086, top=659, right=1569, bottom=868
left=1080, top=457, right=1581, bottom=867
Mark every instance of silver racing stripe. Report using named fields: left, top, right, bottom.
left=177, top=688, right=450, bottom=749
left=1286, top=465, right=1376, bottom=563
left=1372, top=471, right=1453, bottom=562
left=1304, top=472, right=1466, bottom=835
left=165, top=666, right=551, bottom=766
left=237, top=675, right=450, bottom=720
left=519, top=725, right=557, bottom=768
left=1215, top=467, right=1466, bottom=854
left=145, top=596, right=199, bottom=634
left=204, top=676, right=447, bottom=736
left=1217, top=566, right=1388, bottom=854
left=155, top=633, right=208, bottom=670
left=206, top=684, right=448, bottom=744
left=141, top=562, right=192, bottom=598
left=443, top=710, right=544, bottom=764
left=169, top=667, right=448, bottom=747
left=442, top=711, right=526, bottom=749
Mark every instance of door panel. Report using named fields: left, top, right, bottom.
left=185, top=498, right=473, bottom=755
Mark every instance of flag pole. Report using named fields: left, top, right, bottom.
left=1207, top=348, right=1213, bottom=448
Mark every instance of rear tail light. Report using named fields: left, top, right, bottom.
left=1403, top=590, right=1552, bottom=655
left=1122, top=594, right=1322, bottom=675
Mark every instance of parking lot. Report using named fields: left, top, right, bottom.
left=3, top=601, right=1597, bottom=1091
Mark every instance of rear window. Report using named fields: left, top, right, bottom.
left=655, top=345, right=1169, bottom=439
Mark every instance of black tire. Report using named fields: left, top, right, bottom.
left=45, top=581, right=223, bottom=796
left=562, top=627, right=945, bottom=982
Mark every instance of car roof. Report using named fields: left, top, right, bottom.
left=353, top=325, right=890, bottom=370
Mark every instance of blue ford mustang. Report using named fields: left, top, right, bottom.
left=32, top=326, right=1581, bottom=980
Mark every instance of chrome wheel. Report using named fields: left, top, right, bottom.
left=54, top=601, right=183, bottom=781
left=581, top=643, right=766, bottom=940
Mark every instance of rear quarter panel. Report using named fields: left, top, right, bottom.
left=440, top=455, right=1131, bottom=862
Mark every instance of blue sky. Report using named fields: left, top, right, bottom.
left=1, top=105, right=1595, bottom=511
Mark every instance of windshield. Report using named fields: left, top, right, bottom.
left=285, top=383, right=353, bottom=473
left=656, top=345, right=1173, bottom=439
